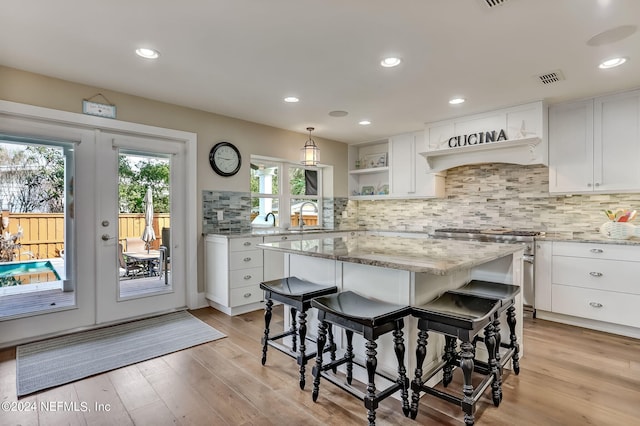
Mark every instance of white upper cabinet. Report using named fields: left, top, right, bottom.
left=348, top=133, right=444, bottom=200
left=549, top=89, right=640, bottom=194
left=389, top=132, right=444, bottom=198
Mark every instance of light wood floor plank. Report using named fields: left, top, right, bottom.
left=1, top=306, right=639, bottom=425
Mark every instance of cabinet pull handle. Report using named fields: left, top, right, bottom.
left=589, top=272, right=603, bottom=277
left=244, top=275, right=252, bottom=280
left=590, top=248, right=603, bottom=253
left=243, top=257, right=252, bottom=262
left=243, top=242, right=251, bottom=246
left=243, top=292, right=252, bottom=298
left=589, top=302, right=603, bottom=308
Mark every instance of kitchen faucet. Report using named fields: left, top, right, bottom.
left=297, top=201, right=318, bottom=229
left=265, top=212, right=276, bottom=227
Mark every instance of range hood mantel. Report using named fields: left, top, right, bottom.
left=420, top=136, right=542, bottom=172
left=422, top=101, right=547, bottom=172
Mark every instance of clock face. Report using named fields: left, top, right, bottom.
left=209, top=142, right=241, bottom=176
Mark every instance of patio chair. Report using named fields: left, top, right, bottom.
left=159, top=227, right=170, bottom=284
left=118, top=243, right=145, bottom=278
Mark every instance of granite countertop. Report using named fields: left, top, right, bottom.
left=538, top=231, right=640, bottom=245
left=258, top=234, right=522, bottom=275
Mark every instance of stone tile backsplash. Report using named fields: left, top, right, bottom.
left=349, top=163, right=640, bottom=233
left=204, top=164, right=640, bottom=235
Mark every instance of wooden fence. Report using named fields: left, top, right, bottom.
left=3, top=213, right=170, bottom=260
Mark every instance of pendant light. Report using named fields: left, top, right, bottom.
left=300, top=127, right=320, bottom=166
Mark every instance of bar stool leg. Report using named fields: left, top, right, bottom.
left=290, top=307, right=298, bottom=353
left=442, top=336, right=457, bottom=387
left=364, top=339, right=378, bottom=426
left=328, top=325, right=337, bottom=373
left=261, top=299, right=273, bottom=365
left=493, top=312, right=503, bottom=401
left=392, top=323, right=410, bottom=416
left=484, top=322, right=500, bottom=407
left=298, top=310, right=308, bottom=389
left=345, top=330, right=354, bottom=385
left=410, top=328, right=428, bottom=420
left=312, top=320, right=328, bottom=402
left=506, top=306, right=520, bottom=375
left=460, top=341, right=476, bottom=426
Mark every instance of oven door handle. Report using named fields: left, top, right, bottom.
left=523, top=254, right=534, bottom=264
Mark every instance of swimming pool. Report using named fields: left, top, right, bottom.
left=0, top=260, right=61, bottom=285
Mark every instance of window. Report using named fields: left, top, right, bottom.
left=250, top=157, right=322, bottom=229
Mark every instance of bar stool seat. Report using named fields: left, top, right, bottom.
left=260, top=277, right=338, bottom=389
left=410, top=292, right=501, bottom=426
left=311, top=291, right=412, bottom=426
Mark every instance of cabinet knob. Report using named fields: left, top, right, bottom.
left=243, top=292, right=252, bottom=298
left=590, top=248, right=603, bottom=253
left=243, top=241, right=251, bottom=246
left=595, top=183, right=600, bottom=187
left=589, top=302, right=603, bottom=308
left=244, top=275, right=252, bottom=280
left=281, top=236, right=288, bottom=240
left=243, top=257, right=252, bottom=262
left=587, top=183, right=592, bottom=187
left=589, top=272, right=603, bottom=277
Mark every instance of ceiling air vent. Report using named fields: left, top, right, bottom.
left=482, top=0, right=509, bottom=8
left=537, top=70, right=566, bottom=85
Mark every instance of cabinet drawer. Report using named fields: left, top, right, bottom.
left=230, top=267, right=263, bottom=289
left=230, top=284, right=263, bottom=307
left=229, top=237, right=263, bottom=252
left=552, top=256, right=640, bottom=295
left=229, top=250, right=263, bottom=270
left=552, top=285, right=640, bottom=328
left=553, top=241, right=640, bottom=261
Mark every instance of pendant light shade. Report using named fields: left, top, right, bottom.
left=301, top=127, right=320, bottom=166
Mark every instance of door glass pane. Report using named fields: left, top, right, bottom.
left=0, top=139, right=73, bottom=320
left=118, top=151, right=171, bottom=299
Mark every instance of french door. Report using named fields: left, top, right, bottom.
left=0, top=100, right=196, bottom=346
left=95, top=132, right=188, bottom=324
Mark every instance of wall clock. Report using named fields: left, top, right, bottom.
left=209, top=142, right=241, bottom=177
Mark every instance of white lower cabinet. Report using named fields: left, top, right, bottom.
left=536, top=240, right=640, bottom=335
left=205, top=235, right=264, bottom=316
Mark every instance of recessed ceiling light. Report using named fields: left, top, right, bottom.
left=329, top=110, right=348, bottom=117
left=135, top=48, right=159, bottom=59
left=284, top=96, right=299, bottom=103
left=380, top=57, right=401, bottom=68
left=359, top=120, right=371, bottom=126
left=598, top=57, right=627, bottom=69
left=449, top=98, right=466, bottom=105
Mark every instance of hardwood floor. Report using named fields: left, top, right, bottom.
left=1, top=306, right=639, bottom=425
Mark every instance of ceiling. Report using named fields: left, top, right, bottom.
left=1, top=0, right=640, bottom=144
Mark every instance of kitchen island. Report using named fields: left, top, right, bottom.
left=258, top=234, right=524, bottom=385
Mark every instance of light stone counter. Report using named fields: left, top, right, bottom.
left=259, top=234, right=522, bottom=275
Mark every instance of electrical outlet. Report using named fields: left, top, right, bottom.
left=216, top=210, right=224, bottom=220
left=341, top=211, right=348, bottom=218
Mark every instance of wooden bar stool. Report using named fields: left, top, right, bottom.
left=310, top=291, right=412, bottom=426
left=260, top=276, right=338, bottom=389
left=447, top=279, right=522, bottom=401
left=410, top=292, right=500, bottom=426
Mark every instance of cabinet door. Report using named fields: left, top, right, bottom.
left=389, top=133, right=416, bottom=195
left=548, top=99, right=594, bottom=193
left=594, top=89, right=640, bottom=192
left=534, top=241, right=552, bottom=311
left=263, top=234, right=291, bottom=281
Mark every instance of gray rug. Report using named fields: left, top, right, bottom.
left=16, top=311, right=225, bottom=396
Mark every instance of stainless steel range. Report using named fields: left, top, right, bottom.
left=431, top=228, right=543, bottom=315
